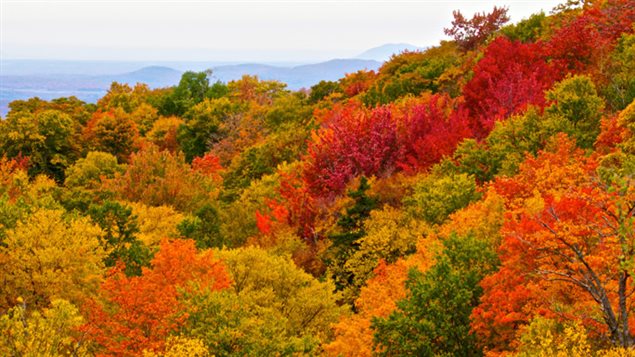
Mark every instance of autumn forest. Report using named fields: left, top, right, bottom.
left=1, top=0, right=635, bottom=355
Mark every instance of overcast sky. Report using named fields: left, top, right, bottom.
left=1, top=0, right=563, bottom=62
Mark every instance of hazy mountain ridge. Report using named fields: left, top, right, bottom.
left=0, top=44, right=412, bottom=116
left=211, top=59, right=381, bottom=88
left=0, top=66, right=184, bottom=114
left=356, top=43, right=425, bottom=61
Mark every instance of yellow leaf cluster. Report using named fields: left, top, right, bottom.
left=515, top=317, right=593, bottom=357
left=127, top=201, right=185, bottom=248
left=0, top=209, right=106, bottom=309
left=0, top=299, right=89, bottom=356
left=143, top=336, right=209, bottom=357
left=341, top=206, right=428, bottom=302
left=438, top=186, right=506, bottom=244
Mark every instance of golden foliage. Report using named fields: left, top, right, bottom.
left=515, top=317, right=592, bottom=357
left=0, top=299, right=90, bottom=356
left=0, top=209, right=106, bottom=309
left=127, top=201, right=184, bottom=248
left=143, top=336, right=209, bottom=357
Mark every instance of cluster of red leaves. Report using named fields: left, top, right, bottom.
left=395, top=95, right=472, bottom=171
left=303, top=1, right=634, bottom=201
left=546, top=0, right=635, bottom=74
left=460, top=0, right=635, bottom=142
left=304, top=102, right=399, bottom=196
left=444, top=6, right=510, bottom=51
left=0, top=155, right=29, bottom=178
left=81, top=239, right=231, bottom=356
left=462, top=37, right=559, bottom=139
left=278, top=170, right=316, bottom=236
left=255, top=198, right=290, bottom=236
left=191, top=152, right=224, bottom=182
left=304, top=95, right=473, bottom=197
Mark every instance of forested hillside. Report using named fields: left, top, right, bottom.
left=1, top=0, right=635, bottom=355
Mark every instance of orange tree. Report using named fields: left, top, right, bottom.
left=473, top=135, right=635, bottom=351
left=82, top=239, right=231, bottom=356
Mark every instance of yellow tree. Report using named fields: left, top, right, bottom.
left=127, top=202, right=185, bottom=248
left=143, top=336, right=209, bottom=357
left=339, top=206, right=426, bottom=304
left=0, top=209, right=106, bottom=309
left=0, top=299, right=90, bottom=356
left=146, top=116, right=184, bottom=153
left=183, top=246, right=344, bottom=355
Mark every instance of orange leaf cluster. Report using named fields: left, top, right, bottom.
left=82, top=239, right=230, bottom=356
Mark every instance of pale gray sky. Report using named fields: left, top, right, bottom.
left=1, top=0, right=564, bottom=62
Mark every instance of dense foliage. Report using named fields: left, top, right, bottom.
left=1, top=1, right=635, bottom=355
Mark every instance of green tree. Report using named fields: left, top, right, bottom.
left=330, top=177, right=378, bottom=249
left=327, top=177, right=379, bottom=300
left=177, top=97, right=242, bottom=162
left=87, top=200, right=151, bottom=276
left=222, top=122, right=309, bottom=199
left=372, top=234, right=498, bottom=356
left=0, top=109, right=77, bottom=182
left=218, top=171, right=281, bottom=247
left=362, top=42, right=460, bottom=105
left=446, top=107, right=573, bottom=182
left=404, top=172, right=480, bottom=225
left=308, top=80, right=342, bottom=104
left=264, top=92, right=313, bottom=130
left=545, top=75, right=604, bottom=149
left=177, top=203, right=223, bottom=249
left=162, top=70, right=227, bottom=116
left=500, top=12, right=547, bottom=43
left=603, top=30, right=635, bottom=111
left=64, top=151, right=124, bottom=190
left=61, top=151, right=124, bottom=211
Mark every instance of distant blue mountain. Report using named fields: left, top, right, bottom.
left=210, top=59, right=381, bottom=89
left=356, top=43, right=425, bottom=62
left=0, top=46, right=396, bottom=115
left=109, top=66, right=183, bottom=86
left=0, top=66, right=183, bottom=91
